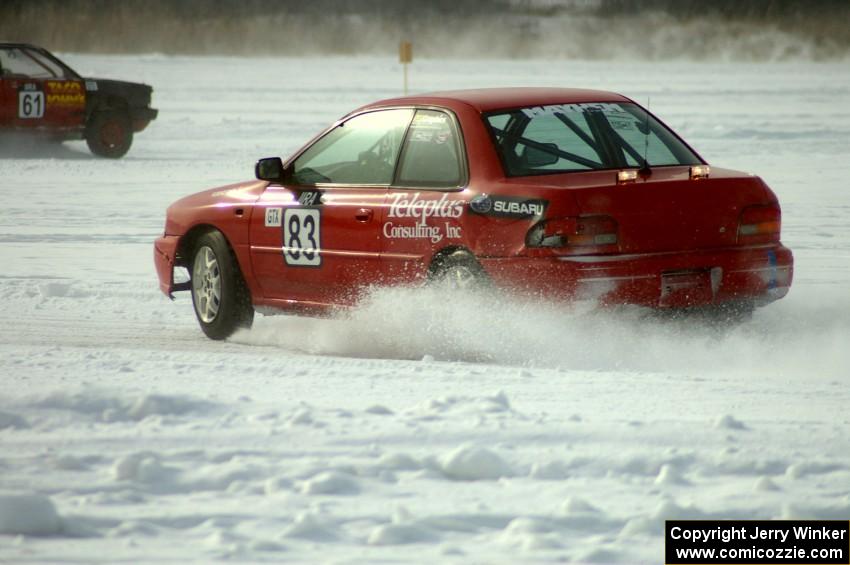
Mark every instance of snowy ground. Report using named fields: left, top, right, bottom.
left=1, top=55, right=849, bottom=563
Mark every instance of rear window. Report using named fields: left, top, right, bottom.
left=485, top=102, right=701, bottom=177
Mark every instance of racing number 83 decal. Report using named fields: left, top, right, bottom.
left=282, top=209, right=322, bottom=267
left=19, top=91, right=45, bottom=119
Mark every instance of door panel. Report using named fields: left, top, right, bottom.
left=249, top=185, right=386, bottom=306
left=249, top=108, right=414, bottom=307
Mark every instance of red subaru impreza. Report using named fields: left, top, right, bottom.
left=154, top=88, right=793, bottom=339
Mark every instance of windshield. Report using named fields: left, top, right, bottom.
left=485, top=102, right=702, bottom=177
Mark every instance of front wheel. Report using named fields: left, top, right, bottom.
left=85, top=110, right=133, bottom=158
left=191, top=231, right=254, bottom=340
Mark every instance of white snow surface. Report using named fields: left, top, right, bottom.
left=1, top=55, right=849, bottom=563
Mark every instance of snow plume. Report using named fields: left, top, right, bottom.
left=234, top=283, right=849, bottom=379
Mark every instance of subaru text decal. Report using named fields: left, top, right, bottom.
left=469, top=195, right=547, bottom=219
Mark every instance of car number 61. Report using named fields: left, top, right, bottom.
left=282, top=209, right=321, bottom=267
left=18, top=91, right=45, bottom=119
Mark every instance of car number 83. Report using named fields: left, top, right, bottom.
left=282, top=209, right=321, bottom=267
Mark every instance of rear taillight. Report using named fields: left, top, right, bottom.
left=527, top=215, right=619, bottom=253
left=738, top=203, right=781, bottom=243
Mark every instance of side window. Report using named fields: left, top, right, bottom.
left=395, top=109, right=463, bottom=188
left=292, top=109, right=413, bottom=185
left=27, top=50, right=67, bottom=79
left=0, top=48, right=56, bottom=78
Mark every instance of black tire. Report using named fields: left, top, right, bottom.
left=85, top=110, right=133, bottom=158
left=429, top=250, right=488, bottom=290
left=190, top=231, right=254, bottom=340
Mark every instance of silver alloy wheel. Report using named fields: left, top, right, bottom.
left=192, top=245, right=221, bottom=323
left=444, top=265, right=477, bottom=289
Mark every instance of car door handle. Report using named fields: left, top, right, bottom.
left=355, top=208, right=373, bottom=222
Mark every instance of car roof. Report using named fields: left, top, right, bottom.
left=361, top=87, right=634, bottom=113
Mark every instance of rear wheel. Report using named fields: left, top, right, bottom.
left=190, top=231, right=254, bottom=340
left=85, top=110, right=133, bottom=158
left=429, top=250, right=488, bottom=290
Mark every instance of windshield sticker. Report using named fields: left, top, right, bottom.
left=469, top=195, right=547, bottom=219
left=521, top=103, right=624, bottom=118
left=412, top=113, right=448, bottom=125
left=411, top=130, right=435, bottom=142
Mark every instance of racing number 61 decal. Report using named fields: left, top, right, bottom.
left=18, top=91, right=45, bottom=119
left=282, top=208, right=321, bottom=267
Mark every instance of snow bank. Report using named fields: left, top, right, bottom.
left=0, top=494, right=62, bottom=536
left=33, top=391, right=215, bottom=423
left=439, top=445, right=513, bottom=481
left=0, top=411, right=29, bottom=430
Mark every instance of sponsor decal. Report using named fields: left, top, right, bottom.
left=47, top=93, right=85, bottom=107
left=469, top=195, right=547, bottom=219
left=265, top=207, right=282, bottom=227
left=469, top=194, right=493, bottom=214
left=384, top=192, right=464, bottom=244
left=47, top=81, right=82, bottom=93
left=383, top=221, right=461, bottom=244
left=297, top=191, right=321, bottom=206
left=387, top=192, right=463, bottom=223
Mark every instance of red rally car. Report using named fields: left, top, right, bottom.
left=154, top=88, right=793, bottom=339
left=0, top=43, right=157, bottom=157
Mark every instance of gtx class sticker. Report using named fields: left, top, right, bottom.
left=265, top=207, right=282, bottom=227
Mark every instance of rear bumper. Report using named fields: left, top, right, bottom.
left=480, top=243, right=793, bottom=308
left=154, top=235, right=180, bottom=297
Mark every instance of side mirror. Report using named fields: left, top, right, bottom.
left=522, top=143, right=560, bottom=168
left=255, top=157, right=286, bottom=182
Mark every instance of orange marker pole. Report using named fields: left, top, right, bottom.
left=399, top=41, right=412, bottom=95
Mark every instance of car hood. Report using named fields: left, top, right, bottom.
left=85, top=78, right=153, bottom=107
